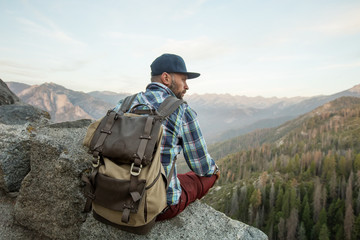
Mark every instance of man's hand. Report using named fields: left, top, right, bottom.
left=214, top=164, right=220, bottom=180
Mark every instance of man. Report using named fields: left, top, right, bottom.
left=115, top=53, right=219, bottom=220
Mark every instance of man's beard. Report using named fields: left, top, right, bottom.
left=169, top=79, right=185, bottom=99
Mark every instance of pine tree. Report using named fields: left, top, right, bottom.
left=286, top=208, right=298, bottom=240
left=311, top=208, right=327, bottom=240
left=248, top=203, right=254, bottom=224
left=266, top=209, right=275, bottom=240
left=344, top=172, right=354, bottom=240
left=341, top=176, right=347, bottom=199
left=345, top=201, right=355, bottom=240
left=322, top=187, right=327, bottom=210
left=354, top=154, right=360, bottom=172
left=297, top=222, right=307, bottom=240
left=229, top=186, right=239, bottom=218
left=290, top=187, right=298, bottom=210
left=356, top=189, right=360, bottom=215
left=301, top=193, right=309, bottom=215
left=352, top=215, right=360, bottom=240
left=239, top=184, right=248, bottom=221
left=313, top=177, right=322, bottom=221
left=259, top=205, right=265, bottom=228
left=282, top=187, right=290, bottom=218
left=301, top=197, right=312, bottom=240
left=322, top=154, right=336, bottom=181
left=250, top=188, right=262, bottom=210
left=339, top=156, right=348, bottom=178
left=327, top=200, right=337, bottom=237
left=269, top=181, right=275, bottom=208
left=309, top=160, right=316, bottom=176
left=224, top=188, right=233, bottom=216
left=329, top=171, right=337, bottom=200
left=333, top=199, right=345, bottom=240
left=319, top=224, right=330, bottom=240
left=275, top=187, right=284, bottom=212
left=278, top=217, right=286, bottom=240
left=255, top=211, right=260, bottom=228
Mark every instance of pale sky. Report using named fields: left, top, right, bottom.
left=0, top=0, right=359, bottom=97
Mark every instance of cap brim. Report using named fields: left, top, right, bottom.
left=185, top=72, right=200, bottom=79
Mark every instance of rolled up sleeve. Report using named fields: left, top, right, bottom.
left=181, top=106, right=216, bottom=176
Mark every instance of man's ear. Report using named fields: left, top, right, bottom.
left=160, top=72, right=171, bottom=87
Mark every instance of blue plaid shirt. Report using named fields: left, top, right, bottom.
left=114, top=82, right=216, bottom=205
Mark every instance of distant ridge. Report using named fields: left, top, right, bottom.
left=5, top=80, right=360, bottom=142
left=185, top=93, right=307, bottom=109
left=7, top=82, right=113, bottom=122
left=209, top=95, right=360, bottom=160
left=206, top=84, right=360, bottom=143
left=88, top=91, right=129, bottom=106
left=5, top=82, right=31, bottom=95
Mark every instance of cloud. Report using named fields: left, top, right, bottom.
left=309, top=7, right=360, bottom=35
left=156, top=37, right=232, bottom=60
left=0, top=59, right=42, bottom=71
left=0, top=68, right=44, bottom=79
left=104, top=33, right=233, bottom=61
left=171, top=0, right=208, bottom=19
left=17, top=17, right=85, bottom=46
left=319, top=61, right=360, bottom=70
left=105, top=31, right=159, bottom=41
left=256, top=6, right=360, bottom=49
left=49, top=59, right=92, bottom=72
left=0, top=55, right=91, bottom=77
left=40, top=53, right=98, bottom=73
left=257, top=55, right=307, bottom=62
left=15, top=0, right=86, bottom=46
left=0, top=60, right=45, bottom=79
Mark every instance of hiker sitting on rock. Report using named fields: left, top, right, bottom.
left=115, top=53, right=220, bottom=220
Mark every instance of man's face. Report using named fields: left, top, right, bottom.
left=168, top=73, right=189, bottom=99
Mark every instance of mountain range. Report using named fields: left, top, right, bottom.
left=6, top=82, right=114, bottom=123
left=6, top=81, right=360, bottom=143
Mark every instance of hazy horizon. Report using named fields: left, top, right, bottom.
left=6, top=79, right=359, bottom=100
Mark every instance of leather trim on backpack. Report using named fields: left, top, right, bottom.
left=89, top=113, right=163, bottom=166
left=93, top=172, right=146, bottom=212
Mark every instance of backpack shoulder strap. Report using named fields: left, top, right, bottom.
left=157, top=96, right=185, bottom=188
left=157, top=96, right=186, bottom=118
left=119, top=94, right=138, bottom=113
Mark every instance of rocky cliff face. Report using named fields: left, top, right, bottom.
left=0, top=79, right=20, bottom=105
left=0, top=79, right=268, bottom=240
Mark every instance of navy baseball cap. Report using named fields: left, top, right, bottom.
left=150, top=54, right=200, bottom=79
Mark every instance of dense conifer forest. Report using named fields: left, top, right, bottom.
left=204, top=97, right=360, bottom=240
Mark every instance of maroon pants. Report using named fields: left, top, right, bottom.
left=156, top=171, right=217, bottom=221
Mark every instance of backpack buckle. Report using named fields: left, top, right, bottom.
left=92, top=158, right=100, bottom=168
left=130, top=163, right=143, bottom=176
left=100, top=129, right=112, bottom=134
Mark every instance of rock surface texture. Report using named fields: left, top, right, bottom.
left=80, top=200, right=267, bottom=240
left=0, top=80, right=268, bottom=240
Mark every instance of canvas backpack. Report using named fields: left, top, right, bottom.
left=81, top=94, right=184, bottom=234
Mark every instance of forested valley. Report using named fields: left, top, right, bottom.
left=204, top=97, right=360, bottom=240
